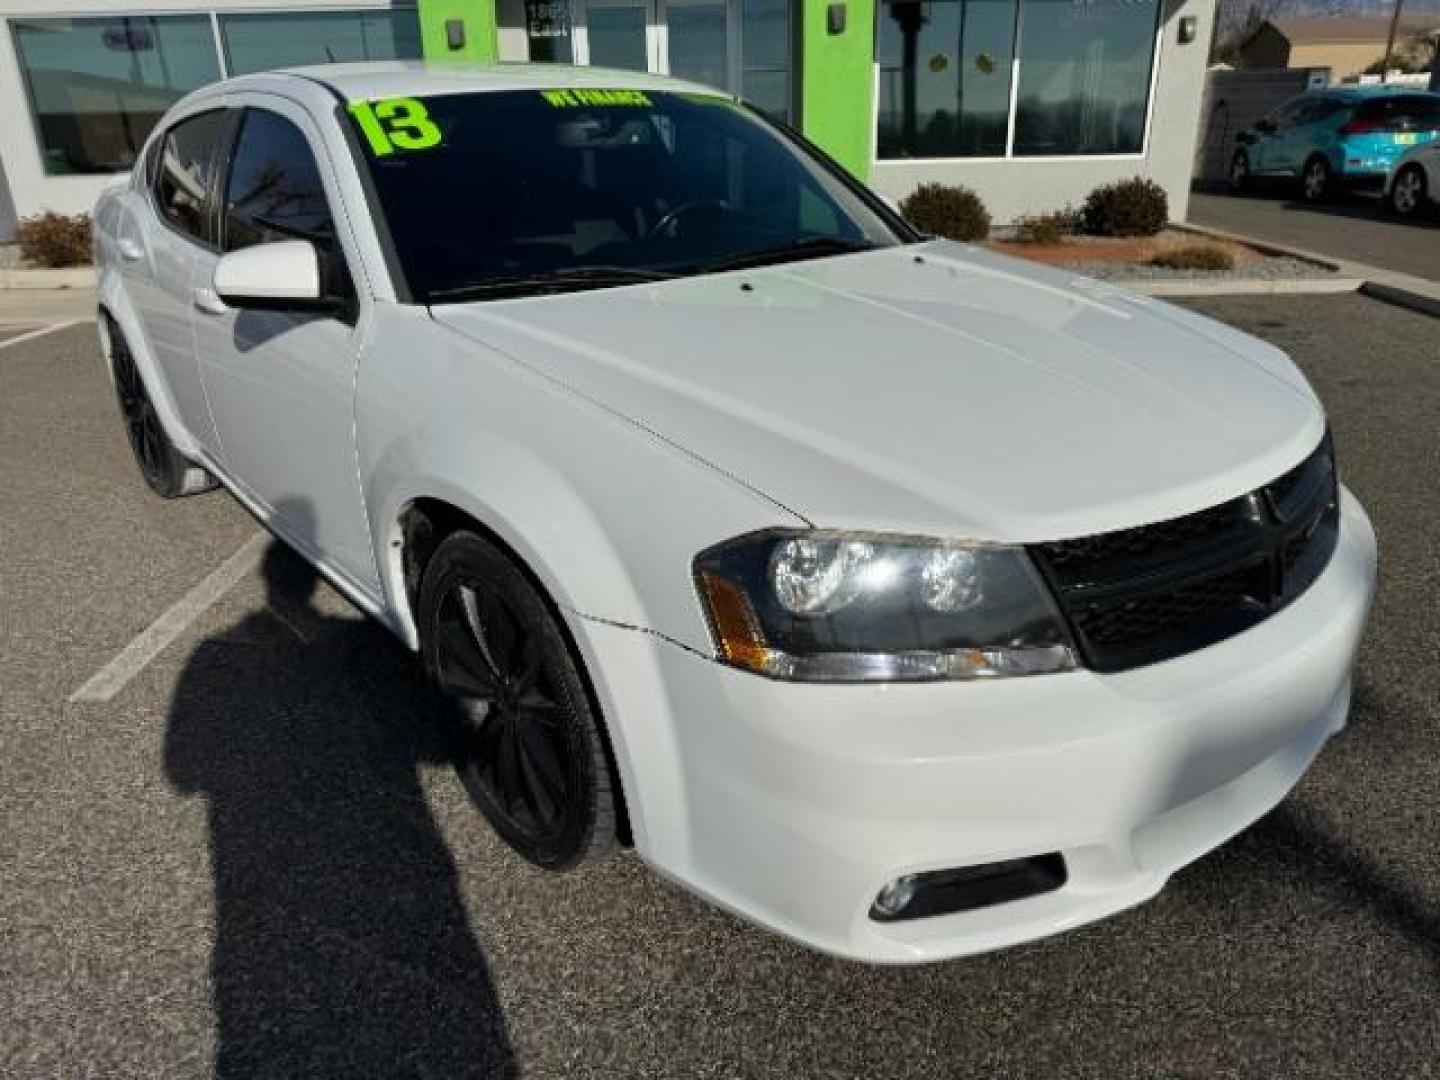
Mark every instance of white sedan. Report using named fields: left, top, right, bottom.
left=94, top=63, right=1377, bottom=963
left=1385, top=137, right=1439, bottom=217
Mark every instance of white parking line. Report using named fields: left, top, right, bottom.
left=69, top=532, right=269, bottom=704
left=0, top=318, right=89, bottom=352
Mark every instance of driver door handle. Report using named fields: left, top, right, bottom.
left=117, top=237, right=144, bottom=262
left=192, top=287, right=228, bottom=316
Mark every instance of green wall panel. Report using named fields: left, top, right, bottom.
left=418, top=0, right=498, bottom=62
left=800, top=0, right=876, bottom=181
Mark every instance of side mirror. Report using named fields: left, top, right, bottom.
left=213, top=239, right=326, bottom=311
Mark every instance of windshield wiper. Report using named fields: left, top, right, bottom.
left=689, top=236, right=879, bottom=276
left=428, top=265, right=678, bottom=303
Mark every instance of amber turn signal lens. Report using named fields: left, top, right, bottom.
left=696, top=570, right=772, bottom=672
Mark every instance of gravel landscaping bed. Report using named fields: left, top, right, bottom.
left=1051, top=254, right=1334, bottom=282
left=987, top=226, right=1339, bottom=284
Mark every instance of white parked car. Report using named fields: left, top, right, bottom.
left=1385, top=138, right=1439, bottom=217
left=94, top=63, right=1377, bottom=963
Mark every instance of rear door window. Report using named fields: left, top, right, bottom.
left=153, top=110, right=228, bottom=245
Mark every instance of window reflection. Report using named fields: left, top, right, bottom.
left=878, top=0, right=1017, bottom=159
left=1013, top=0, right=1159, bottom=156
left=219, top=11, right=421, bottom=75
left=876, top=0, right=1161, bottom=159
left=12, top=16, right=220, bottom=175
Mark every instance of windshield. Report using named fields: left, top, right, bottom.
left=345, top=89, right=908, bottom=302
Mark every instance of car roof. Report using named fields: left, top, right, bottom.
left=237, top=60, right=726, bottom=102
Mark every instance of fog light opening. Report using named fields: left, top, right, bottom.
left=869, top=854, right=1068, bottom=923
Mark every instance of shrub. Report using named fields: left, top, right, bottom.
left=1011, top=210, right=1076, bottom=245
left=1080, top=177, right=1168, bottom=238
left=899, top=183, right=991, bottom=241
left=1150, top=245, right=1236, bottom=272
left=17, top=211, right=92, bottom=267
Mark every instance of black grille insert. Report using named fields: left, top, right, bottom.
left=1031, top=436, right=1340, bottom=673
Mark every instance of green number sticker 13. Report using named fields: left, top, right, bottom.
left=349, top=97, right=442, bottom=157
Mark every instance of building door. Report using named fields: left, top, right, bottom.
left=571, top=0, right=737, bottom=96
left=574, top=0, right=663, bottom=72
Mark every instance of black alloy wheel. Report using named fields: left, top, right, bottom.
left=419, top=532, right=617, bottom=869
left=107, top=320, right=214, bottom=498
left=1301, top=156, right=1332, bottom=202
left=1230, top=149, right=1251, bottom=191
left=112, top=328, right=167, bottom=489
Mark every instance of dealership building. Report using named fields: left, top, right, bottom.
left=0, top=0, right=1214, bottom=241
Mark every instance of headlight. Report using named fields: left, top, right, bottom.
left=694, top=530, right=1077, bottom=682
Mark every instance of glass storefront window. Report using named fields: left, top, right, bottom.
left=669, top=3, right=729, bottom=90
left=877, top=0, right=1017, bottom=159
left=741, top=0, right=791, bottom=121
left=586, top=4, right=650, bottom=70
left=12, top=16, right=221, bottom=175
left=219, top=9, right=422, bottom=75
left=876, top=0, right=1160, bottom=159
left=525, top=0, right=575, bottom=62
left=1013, top=0, right=1159, bottom=156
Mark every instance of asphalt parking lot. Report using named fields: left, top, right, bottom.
left=3, top=294, right=1438, bottom=1079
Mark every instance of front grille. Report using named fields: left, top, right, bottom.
left=1031, top=435, right=1340, bottom=673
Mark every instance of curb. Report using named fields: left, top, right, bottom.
left=1176, top=221, right=1440, bottom=318
left=0, top=266, right=95, bottom=291
left=1129, top=276, right=1364, bottom=298
left=1361, top=281, right=1440, bottom=319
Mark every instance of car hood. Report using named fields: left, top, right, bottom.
left=431, top=241, right=1326, bottom=541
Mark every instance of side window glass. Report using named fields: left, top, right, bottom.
left=1265, top=99, right=1305, bottom=131
left=154, top=110, right=227, bottom=243
left=223, top=109, right=335, bottom=251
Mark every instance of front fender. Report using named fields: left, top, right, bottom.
left=356, top=307, right=801, bottom=863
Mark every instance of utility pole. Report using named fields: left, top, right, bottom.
left=1380, top=0, right=1405, bottom=83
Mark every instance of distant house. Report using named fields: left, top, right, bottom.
left=1238, top=16, right=1440, bottom=79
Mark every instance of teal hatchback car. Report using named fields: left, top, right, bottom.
left=1231, top=87, right=1440, bottom=201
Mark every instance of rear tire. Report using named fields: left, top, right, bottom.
left=1389, top=165, right=1429, bottom=218
left=418, top=530, right=617, bottom=870
left=1300, top=156, right=1333, bottom=203
left=106, top=319, right=215, bottom=498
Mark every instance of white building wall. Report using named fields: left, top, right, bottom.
left=870, top=0, right=1215, bottom=226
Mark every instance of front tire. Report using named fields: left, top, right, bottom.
left=1301, top=156, right=1333, bottom=202
left=106, top=320, right=215, bottom=498
left=1389, top=165, right=1429, bottom=218
left=418, top=531, right=617, bottom=870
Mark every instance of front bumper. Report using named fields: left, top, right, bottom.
left=578, top=489, right=1377, bottom=963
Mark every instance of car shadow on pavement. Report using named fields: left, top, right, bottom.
left=164, top=522, right=517, bottom=1079
left=1207, top=679, right=1440, bottom=967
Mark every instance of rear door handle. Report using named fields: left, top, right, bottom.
left=117, top=237, right=143, bottom=262
left=192, top=287, right=228, bottom=316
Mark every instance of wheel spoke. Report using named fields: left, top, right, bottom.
left=494, top=718, right=525, bottom=815
left=511, top=636, right=544, bottom=695
left=457, top=585, right=504, bottom=680
left=517, top=721, right=566, bottom=807
left=437, top=606, right=500, bottom=701
left=477, top=587, right=522, bottom=673
left=515, top=728, right=560, bottom=826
